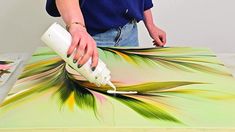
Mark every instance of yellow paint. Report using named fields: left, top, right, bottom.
left=108, top=49, right=137, bottom=66
left=24, top=57, right=62, bottom=71
left=67, top=91, right=75, bottom=111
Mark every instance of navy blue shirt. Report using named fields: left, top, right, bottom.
left=46, top=0, right=153, bottom=35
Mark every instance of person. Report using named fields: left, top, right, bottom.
left=46, top=0, right=167, bottom=71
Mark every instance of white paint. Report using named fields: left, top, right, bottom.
left=107, top=90, right=138, bottom=95
left=0, top=0, right=235, bottom=53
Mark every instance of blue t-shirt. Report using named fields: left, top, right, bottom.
left=46, top=0, right=153, bottom=35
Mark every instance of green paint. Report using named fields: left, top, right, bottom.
left=0, top=46, right=235, bottom=128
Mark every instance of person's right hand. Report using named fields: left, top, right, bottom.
left=66, top=24, right=98, bottom=71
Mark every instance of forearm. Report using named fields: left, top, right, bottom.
left=143, top=9, right=156, bottom=31
left=143, top=8, right=167, bottom=46
left=55, top=0, right=85, bottom=26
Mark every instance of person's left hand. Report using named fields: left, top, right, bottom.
left=148, top=25, right=167, bottom=47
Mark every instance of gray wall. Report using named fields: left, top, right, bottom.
left=0, top=0, right=59, bottom=53
left=1, top=0, right=235, bottom=53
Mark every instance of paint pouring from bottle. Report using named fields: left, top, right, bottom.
left=107, top=90, right=138, bottom=95
left=41, top=23, right=116, bottom=89
left=107, top=81, right=137, bottom=94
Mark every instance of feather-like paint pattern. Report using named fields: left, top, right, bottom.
left=0, top=46, right=235, bottom=127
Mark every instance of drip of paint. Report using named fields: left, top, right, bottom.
left=107, top=90, right=138, bottom=95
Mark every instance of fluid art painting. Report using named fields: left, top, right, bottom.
left=0, top=58, right=21, bottom=87
left=0, top=61, right=12, bottom=86
left=0, top=46, right=235, bottom=129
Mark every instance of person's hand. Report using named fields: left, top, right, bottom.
left=66, top=24, right=98, bottom=71
left=148, top=25, right=167, bottom=47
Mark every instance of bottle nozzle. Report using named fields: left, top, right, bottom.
left=107, top=81, right=116, bottom=91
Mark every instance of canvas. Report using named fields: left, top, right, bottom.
left=0, top=46, right=235, bottom=129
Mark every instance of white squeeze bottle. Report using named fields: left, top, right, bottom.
left=41, top=23, right=116, bottom=90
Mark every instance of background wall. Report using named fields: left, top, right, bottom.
left=0, top=0, right=235, bottom=53
left=0, top=0, right=58, bottom=53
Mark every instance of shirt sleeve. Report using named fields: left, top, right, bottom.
left=144, top=0, right=154, bottom=11
left=46, top=0, right=61, bottom=17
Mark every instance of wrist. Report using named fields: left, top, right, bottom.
left=66, top=21, right=85, bottom=31
left=67, top=22, right=87, bottom=34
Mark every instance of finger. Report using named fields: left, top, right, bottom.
left=67, top=36, right=79, bottom=57
left=152, top=40, right=157, bottom=45
left=154, top=38, right=164, bottom=47
left=160, top=34, right=167, bottom=45
left=91, top=46, right=99, bottom=71
left=153, top=43, right=163, bottom=47
left=152, top=41, right=158, bottom=47
left=73, top=37, right=86, bottom=63
left=77, top=43, right=93, bottom=68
